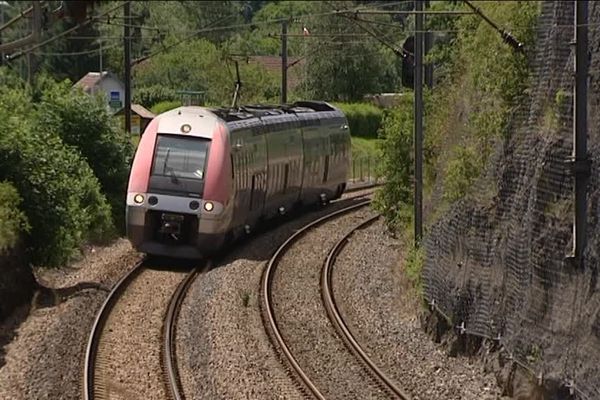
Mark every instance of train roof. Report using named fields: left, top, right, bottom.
left=208, top=101, right=340, bottom=122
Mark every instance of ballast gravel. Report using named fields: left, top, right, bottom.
left=0, top=239, right=140, bottom=399
left=176, top=194, right=373, bottom=400
left=332, top=219, right=505, bottom=400
left=93, top=268, right=185, bottom=400
left=270, top=206, right=389, bottom=399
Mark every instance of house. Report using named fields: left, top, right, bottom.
left=74, top=71, right=125, bottom=111
left=114, top=104, right=155, bottom=135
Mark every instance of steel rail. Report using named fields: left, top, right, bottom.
left=261, top=199, right=371, bottom=399
left=321, top=215, right=411, bottom=400
left=83, top=258, right=147, bottom=400
left=162, top=261, right=210, bottom=400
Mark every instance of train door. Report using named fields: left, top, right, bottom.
left=246, top=126, right=268, bottom=227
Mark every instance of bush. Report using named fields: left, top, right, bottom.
left=151, top=100, right=182, bottom=115
left=373, top=96, right=414, bottom=229
left=443, top=145, right=481, bottom=202
left=37, top=81, right=134, bottom=232
left=0, top=88, right=114, bottom=266
left=0, top=182, right=28, bottom=252
left=335, top=102, right=384, bottom=139
left=133, top=85, right=178, bottom=108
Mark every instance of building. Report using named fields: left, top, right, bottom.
left=74, top=71, right=125, bottom=111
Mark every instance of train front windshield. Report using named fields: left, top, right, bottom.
left=149, top=135, right=210, bottom=195
left=152, top=135, right=210, bottom=181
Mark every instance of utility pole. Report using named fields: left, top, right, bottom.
left=414, top=0, right=424, bottom=245
left=281, top=19, right=288, bottom=104
left=424, top=0, right=433, bottom=88
left=124, top=1, right=131, bottom=134
left=571, top=0, right=590, bottom=264
left=231, top=60, right=242, bottom=108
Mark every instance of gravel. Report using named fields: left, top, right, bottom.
left=93, top=268, right=185, bottom=400
left=0, top=239, right=140, bottom=400
left=0, top=188, right=505, bottom=400
left=270, top=206, right=387, bottom=399
left=332, top=219, right=506, bottom=400
left=176, top=193, right=374, bottom=400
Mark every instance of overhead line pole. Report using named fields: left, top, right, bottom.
left=124, top=1, right=131, bottom=134
left=571, top=0, right=590, bottom=265
left=424, top=0, right=433, bottom=88
left=414, top=0, right=424, bottom=245
left=281, top=20, right=287, bottom=104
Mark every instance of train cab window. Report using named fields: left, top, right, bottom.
left=151, top=135, right=210, bottom=182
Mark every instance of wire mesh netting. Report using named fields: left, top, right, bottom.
left=423, top=2, right=600, bottom=398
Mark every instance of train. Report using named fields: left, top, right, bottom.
left=126, top=101, right=352, bottom=258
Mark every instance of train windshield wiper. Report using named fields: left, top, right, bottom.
left=162, top=148, right=179, bottom=184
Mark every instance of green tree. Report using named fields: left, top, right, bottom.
left=35, top=77, right=134, bottom=232
left=133, top=38, right=279, bottom=106
left=299, top=1, right=401, bottom=101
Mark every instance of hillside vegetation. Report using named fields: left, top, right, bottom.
left=375, top=1, right=539, bottom=232
left=0, top=70, right=132, bottom=266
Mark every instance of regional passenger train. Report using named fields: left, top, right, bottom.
left=126, top=101, right=351, bottom=258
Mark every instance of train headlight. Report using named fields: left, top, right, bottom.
left=203, top=201, right=214, bottom=212
left=133, top=194, right=145, bottom=204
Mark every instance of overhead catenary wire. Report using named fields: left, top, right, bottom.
left=33, top=42, right=120, bottom=56
left=5, top=1, right=130, bottom=61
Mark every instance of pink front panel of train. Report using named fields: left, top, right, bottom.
left=203, top=122, right=232, bottom=205
left=127, top=117, right=159, bottom=193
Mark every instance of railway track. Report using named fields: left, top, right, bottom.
left=83, top=259, right=205, bottom=400
left=261, top=200, right=410, bottom=399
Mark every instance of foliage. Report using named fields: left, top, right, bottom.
left=134, top=86, right=179, bottom=108
left=443, top=145, right=480, bottom=202
left=36, top=80, right=134, bottom=232
left=373, top=95, right=414, bottom=228
left=423, top=1, right=539, bottom=206
left=0, top=182, right=29, bottom=252
left=0, top=89, right=114, bottom=266
left=225, top=1, right=318, bottom=57
left=151, top=100, right=183, bottom=115
left=405, top=244, right=424, bottom=293
left=335, top=102, right=384, bottom=139
left=351, top=137, right=380, bottom=161
left=134, top=38, right=279, bottom=106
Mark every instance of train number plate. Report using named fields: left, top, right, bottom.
left=161, top=213, right=184, bottom=222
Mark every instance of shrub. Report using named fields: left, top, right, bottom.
left=443, top=145, right=480, bottom=202
left=151, top=100, right=182, bottom=115
left=0, top=182, right=29, bottom=252
left=373, top=96, right=414, bottom=229
left=0, top=89, right=114, bottom=266
left=335, top=102, right=384, bottom=139
left=133, top=85, right=178, bottom=108
left=37, top=81, right=134, bottom=232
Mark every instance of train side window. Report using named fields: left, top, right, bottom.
left=250, top=175, right=256, bottom=210
left=283, top=164, right=289, bottom=193
left=323, top=155, right=329, bottom=183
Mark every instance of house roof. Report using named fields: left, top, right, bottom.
left=74, top=71, right=123, bottom=93
left=131, top=104, right=156, bottom=119
left=114, top=103, right=156, bottom=120
left=246, top=56, right=304, bottom=90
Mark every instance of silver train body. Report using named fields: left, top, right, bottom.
left=126, top=101, right=351, bottom=258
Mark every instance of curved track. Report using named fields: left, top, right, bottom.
left=262, top=199, right=409, bottom=399
left=83, top=260, right=204, bottom=400
left=321, top=215, right=411, bottom=399
left=162, top=263, right=208, bottom=400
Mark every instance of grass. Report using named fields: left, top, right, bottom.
left=351, top=136, right=380, bottom=160
left=130, top=134, right=140, bottom=149
left=351, top=136, right=381, bottom=181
